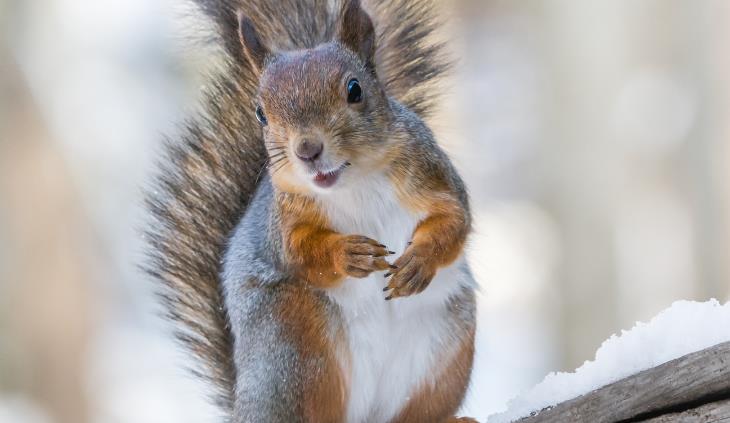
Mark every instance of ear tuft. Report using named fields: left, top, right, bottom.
left=238, top=13, right=270, bottom=73
left=337, top=0, right=376, bottom=70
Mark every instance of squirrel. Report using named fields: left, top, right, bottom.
left=145, top=0, right=477, bottom=422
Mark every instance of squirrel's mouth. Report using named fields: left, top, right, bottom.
left=312, top=162, right=350, bottom=188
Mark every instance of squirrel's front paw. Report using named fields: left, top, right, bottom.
left=334, top=235, right=394, bottom=278
left=383, top=244, right=437, bottom=300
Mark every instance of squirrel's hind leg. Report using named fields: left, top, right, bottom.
left=226, top=281, right=346, bottom=423
left=389, top=325, right=476, bottom=423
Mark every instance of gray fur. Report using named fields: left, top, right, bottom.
left=223, top=177, right=344, bottom=421
left=389, top=99, right=472, bottom=223
left=222, top=177, right=284, bottom=287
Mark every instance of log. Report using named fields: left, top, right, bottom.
left=515, top=341, right=730, bottom=422
left=642, top=398, right=730, bottom=422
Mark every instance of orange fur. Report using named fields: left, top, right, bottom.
left=280, top=193, right=392, bottom=288
left=274, top=284, right=347, bottom=422
left=385, top=171, right=470, bottom=299
left=391, top=327, right=476, bottom=423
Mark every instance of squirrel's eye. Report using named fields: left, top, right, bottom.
left=255, top=105, right=268, bottom=126
left=347, top=79, right=362, bottom=104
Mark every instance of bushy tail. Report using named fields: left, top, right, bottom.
left=144, top=0, right=450, bottom=416
left=144, top=73, right=267, bottom=413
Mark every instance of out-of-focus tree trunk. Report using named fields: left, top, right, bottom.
left=0, top=39, right=91, bottom=423
left=685, top=0, right=730, bottom=306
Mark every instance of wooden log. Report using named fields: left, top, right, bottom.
left=516, top=341, right=730, bottom=422
left=642, top=398, right=730, bottom=422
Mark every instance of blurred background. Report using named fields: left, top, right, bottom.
left=1, top=0, right=729, bottom=422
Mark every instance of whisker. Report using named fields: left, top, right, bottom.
left=253, top=158, right=270, bottom=184
left=268, top=153, right=286, bottom=163
left=270, top=158, right=289, bottom=175
left=269, top=155, right=286, bottom=166
left=268, top=154, right=287, bottom=168
left=271, top=164, right=287, bottom=176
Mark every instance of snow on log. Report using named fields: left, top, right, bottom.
left=489, top=300, right=730, bottom=422
left=513, top=341, right=730, bottom=422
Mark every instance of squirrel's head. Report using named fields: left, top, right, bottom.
left=238, top=0, right=393, bottom=194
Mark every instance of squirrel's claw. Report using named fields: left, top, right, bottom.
left=336, top=234, right=393, bottom=278
left=382, top=246, right=436, bottom=300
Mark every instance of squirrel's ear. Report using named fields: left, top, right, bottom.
left=238, top=13, right=270, bottom=73
left=337, top=0, right=376, bottom=70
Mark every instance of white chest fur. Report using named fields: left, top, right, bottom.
left=317, top=175, right=471, bottom=423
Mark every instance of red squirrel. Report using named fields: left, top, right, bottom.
left=146, top=0, right=477, bottom=421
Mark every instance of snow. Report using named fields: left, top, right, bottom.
left=487, top=299, right=730, bottom=423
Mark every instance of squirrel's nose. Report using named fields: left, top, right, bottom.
left=294, top=139, right=323, bottom=162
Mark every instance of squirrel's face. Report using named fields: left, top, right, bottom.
left=256, top=45, right=392, bottom=193
left=238, top=0, right=393, bottom=194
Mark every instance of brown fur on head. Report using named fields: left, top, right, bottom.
left=238, top=0, right=394, bottom=195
